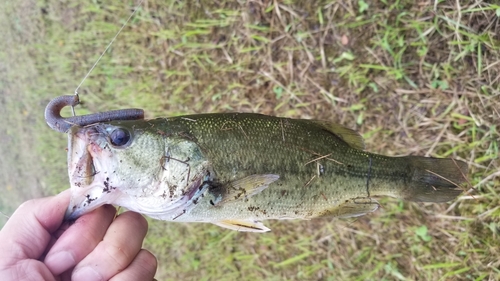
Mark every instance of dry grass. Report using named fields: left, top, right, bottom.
left=0, top=0, right=499, bottom=280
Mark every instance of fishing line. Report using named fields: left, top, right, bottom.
left=0, top=210, right=10, bottom=219
left=71, top=0, right=145, bottom=116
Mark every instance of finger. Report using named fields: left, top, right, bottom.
left=44, top=204, right=116, bottom=275
left=71, top=211, right=148, bottom=281
left=0, top=190, right=70, bottom=261
left=109, top=249, right=157, bottom=281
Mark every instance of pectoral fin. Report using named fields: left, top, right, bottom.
left=316, top=198, right=380, bottom=218
left=213, top=174, right=279, bottom=206
left=213, top=219, right=271, bottom=232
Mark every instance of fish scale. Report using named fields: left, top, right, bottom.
left=65, top=113, right=468, bottom=232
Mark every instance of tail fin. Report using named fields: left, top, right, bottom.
left=404, top=157, right=468, bottom=202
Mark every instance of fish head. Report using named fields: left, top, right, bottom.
left=65, top=121, right=168, bottom=220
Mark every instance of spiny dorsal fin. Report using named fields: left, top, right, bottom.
left=213, top=219, right=271, bottom=232
left=310, top=120, right=365, bottom=150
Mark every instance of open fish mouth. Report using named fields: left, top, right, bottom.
left=63, top=122, right=217, bottom=222
left=65, top=126, right=121, bottom=220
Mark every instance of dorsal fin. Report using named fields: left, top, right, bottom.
left=310, top=120, right=365, bottom=150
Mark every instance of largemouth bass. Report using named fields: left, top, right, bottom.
left=65, top=113, right=468, bottom=232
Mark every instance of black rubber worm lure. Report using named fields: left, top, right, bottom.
left=45, top=95, right=145, bottom=133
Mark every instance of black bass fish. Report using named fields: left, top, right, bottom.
left=65, top=113, right=468, bottom=232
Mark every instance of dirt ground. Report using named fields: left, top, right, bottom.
left=1, top=0, right=499, bottom=280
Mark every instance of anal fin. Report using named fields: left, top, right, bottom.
left=213, top=219, right=271, bottom=232
left=316, top=198, right=380, bottom=219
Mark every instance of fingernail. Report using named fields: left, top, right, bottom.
left=73, top=266, right=103, bottom=281
left=45, top=251, right=75, bottom=275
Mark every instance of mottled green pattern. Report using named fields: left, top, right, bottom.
left=109, top=113, right=467, bottom=222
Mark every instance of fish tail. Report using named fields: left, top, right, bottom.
left=403, top=156, right=468, bottom=202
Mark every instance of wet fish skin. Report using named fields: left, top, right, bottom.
left=66, top=113, right=468, bottom=232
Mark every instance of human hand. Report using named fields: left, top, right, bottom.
left=0, top=190, right=157, bottom=281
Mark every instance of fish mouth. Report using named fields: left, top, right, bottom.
left=65, top=126, right=121, bottom=220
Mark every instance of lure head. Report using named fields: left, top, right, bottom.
left=65, top=120, right=209, bottom=220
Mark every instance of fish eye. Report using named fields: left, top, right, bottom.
left=109, top=128, right=131, bottom=147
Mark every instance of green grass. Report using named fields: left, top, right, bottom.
left=1, top=0, right=499, bottom=280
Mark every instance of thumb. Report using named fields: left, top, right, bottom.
left=0, top=189, right=71, bottom=260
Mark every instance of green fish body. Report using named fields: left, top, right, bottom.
left=66, top=113, right=468, bottom=232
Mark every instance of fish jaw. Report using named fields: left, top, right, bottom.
left=65, top=126, right=122, bottom=220
left=65, top=183, right=124, bottom=220
left=64, top=122, right=214, bottom=221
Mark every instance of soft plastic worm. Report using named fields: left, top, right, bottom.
left=45, top=95, right=145, bottom=133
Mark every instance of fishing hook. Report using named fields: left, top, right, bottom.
left=45, top=95, right=145, bottom=133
